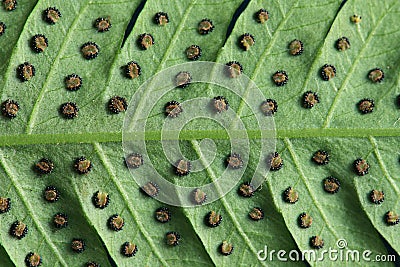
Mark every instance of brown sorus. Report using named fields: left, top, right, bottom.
left=198, top=19, right=214, bottom=35
left=94, top=17, right=111, bottom=32
left=121, top=242, right=138, bottom=257
left=205, top=211, right=222, bottom=227
left=298, top=212, right=313, bottom=228
left=353, top=158, right=369, bottom=176
left=65, top=74, right=82, bottom=91
left=125, top=153, right=143, bottom=169
left=174, top=159, right=191, bottom=176
left=108, top=96, right=128, bottom=114
left=166, top=231, right=180, bottom=246
left=1, top=99, right=19, bottom=118
left=60, top=102, right=79, bottom=119
left=25, top=252, right=42, bottom=267
left=283, top=187, right=299, bottom=204
left=108, top=214, right=124, bottom=231
left=17, top=62, right=35, bottom=82
left=125, top=61, right=141, bottom=79
left=219, top=241, right=234, bottom=256
left=35, top=158, right=54, bottom=175
left=74, top=157, right=92, bottom=174
left=137, top=33, right=154, bottom=50
left=53, top=213, right=68, bottom=228
left=165, top=101, right=182, bottom=118
left=43, top=7, right=61, bottom=24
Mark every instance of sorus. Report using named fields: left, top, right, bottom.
left=81, top=42, right=99, bottom=60
left=369, top=190, right=384, bottom=204
left=137, top=33, right=154, bottom=50
left=255, top=9, right=269, bottom=23
left=125, top=153, right=143, bottom=169
left=108, top=214, right=124, bottom=231
left=155, top=207, right=171, bottom=223
left=368, top=68, right=384, bottom=83
left=3, top=0, right=17, bottom=11
left=225, top=61, right=243, bottom=78
left=288, top=39, right=303, bottom=56
left=358, top=98, right=374, bottom=114
left=239, top=33, right=255, bottom=51
left=248, top=207, right=264, bottom=221
left=94, top=17, right=111, bottom=32
left=267, top=152, right=283, bottom=171
left=60, top=102, right=79, bottom=119
left=31, top=34, right=48, bottom=53
left=25, top=252, right=42, bottom=267
left=353, top=158, right=369, bottom=176
left=165, top=101, right=183, bottom=118
left=309, top=235, right=324, bottom=249
left=43, top=7, right=61, bottom=24
left=298, top=212, right=312, bottom=228
left=141, top=181, right=159, bottom=197
left=320, top=64, right=336, bottom=81
left=174, top=71, right=192, bottom=88
left=205, top=211, right=222, bottom=227
left=166, top=231, right=180, bottom=246
left=108, top=96, right=128, bottom=114
left=44, top=186, right=60, bottom=202
left=283, top=187, right=298, bottom=204
left=35, top=158, right=54, bottom=175
left=260, top=99, right=278, bottom=116
left=272, top=71, right=288, bottom=86
left=336, top=37, right=350, bottom=51
left=17, top=62, right=35, bottom=82
left=0, top=197, right=11, bottom=213
left=121, top=242, right=138, bottom=257
left=9, top=221, right=28, bottom=239
left=226, top=153, right=243, bottom=169
left=92, top=191, right=110, bottom=209
left=65, top=74, right=82, bottom=91
left=0, top=22, right=5, bottom=36
left=174, top=159, right=191, bottom=176
left=186, top=45, right=202, bottom=61
left=219, top=241, right=234, bottom=256
left=192, top=188, right=207, bottom=205
left=302, top=91, right=319, bottom=109
left=238, top=182, right=255, bottom=198
left=212, top=96, right=229, bottom=113
left=1, top=99, right=19, bottom=118
left=125, top=61, right=141, bottom=79
left=53, top=213, right=68, bottom=228
left=154, top=12, right=169, bottom=25
left=198, top=19, right=214, bottom=35
left=323, top=176, right=340, bottom=194
left=71, top=238, right=85, bottom=253
left=74, top=157, right=92, bottom=174
left=312, top=150, right=329, bottom=165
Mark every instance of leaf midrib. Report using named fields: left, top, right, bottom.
left=1, top=128, right=400, bottom=146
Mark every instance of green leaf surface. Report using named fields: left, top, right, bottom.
left=1, top=0, right=400, bottom=266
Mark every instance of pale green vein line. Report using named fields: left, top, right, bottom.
left=283, top=138, right=339, bottom=240
left=25, top=3, right=89, bottom=134
left=368, top=136, right=400, bottom=195
left=191, top=140, right=268, bottom=267
left=0, top=150, right=68, bottom=267
left=92, top=142, right=169, bottom=267
left=322, top=2, right=397, bottom=128
left=1, top=128, right=400, bottom=146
